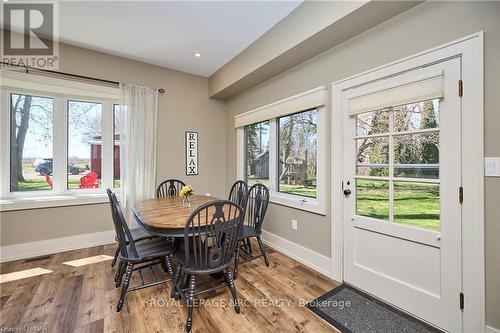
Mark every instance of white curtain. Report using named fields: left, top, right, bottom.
left=119, top=83, right=158, bottom=226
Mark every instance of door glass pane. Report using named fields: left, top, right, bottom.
left=394, top=132, right=439, bottom=179
left=394, top=99, right=440, bottom=132
left=113, top=104, right=120, bottom=188
left=245, top=121, right=269, bottom=187
left=278, top=109, right=318, bottom=198
left=356, top=137, right=389, bottom=177
left=10, top=94, right=54, bottom=192
left=356, top=110, right=389, bottom=136
left=67, top=101, right=102, bottom=189
left=394, top=182, right=440, bottom=231
left=356, top=179, right=389, bottom=221
left=353, top=99, right=442, bottom=231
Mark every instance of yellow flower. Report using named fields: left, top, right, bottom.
left=180, top=184, right=193, bottom=197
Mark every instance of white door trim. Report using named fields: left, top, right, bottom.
left=331, top=32, right=484, bottom=332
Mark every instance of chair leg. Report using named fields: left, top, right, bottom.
left=234, top=241, right=241, bottom=279
left=114, top=259, right=122, bottom=283
left=185, top=274, right=196, bottom=333
left=171, top=264, right=181, bottom=300
left=115, top=260, right=126, bottom=288
left=117, top=262, right=133, bottom=313
left=163, top=256, right=174, bottom=280
left=111, top=246, right=119, bottom=267
left=256, top=236, right=269, bottom=267
left=224, top=270, right=240, bottom=314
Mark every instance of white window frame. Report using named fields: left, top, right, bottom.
left=236, top=88, right=327, bottom=215
left=0, top=72, right=120, bottom=211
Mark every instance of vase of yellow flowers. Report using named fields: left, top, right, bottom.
left=180, top=184, right=193, bottom=208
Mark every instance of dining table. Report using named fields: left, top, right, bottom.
left=132, top=194, right=229, bottom=298
left=132, top=194, right=220, bottom=239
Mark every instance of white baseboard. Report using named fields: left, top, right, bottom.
left=487, top=325, right=500, bottom=333
left=260, top=229, right=334, bottom=279
left=0, top=230, right=116, bottom=263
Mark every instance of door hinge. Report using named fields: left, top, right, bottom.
left=459, top=186, right=464, bottom=204
left=460, top=292, right=464, bottom=310
left=459, top=80, right=463, bottom=97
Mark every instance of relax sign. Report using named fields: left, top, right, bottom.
left=185, top=132, right=198, bottom=175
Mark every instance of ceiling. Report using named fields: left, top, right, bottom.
left=55, top=1, right=302, bottom=77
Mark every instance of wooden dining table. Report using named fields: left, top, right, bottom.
left=132, top=194, right=220, bottom=238
left=133, top=194, right=230, bottom=297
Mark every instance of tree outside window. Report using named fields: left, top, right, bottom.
left=245, top=121, right=269, bottom=187
left=278, top=109, right=318, bottom=198
left=10, top=93, right=54, bottom=192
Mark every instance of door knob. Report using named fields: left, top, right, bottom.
left=343, top=189, right=351, bottom=196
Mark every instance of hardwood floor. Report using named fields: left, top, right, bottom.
left=0, top=241, right=340, bottom=332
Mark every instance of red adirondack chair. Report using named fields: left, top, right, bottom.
left=79, top=172, right=100, bottom=188
left=45, top=175, right=53, bottom=189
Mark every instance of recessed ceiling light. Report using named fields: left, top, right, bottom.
left=3, top=0, right=9, bottom=2
left=194, top=53, right=201, bottom=58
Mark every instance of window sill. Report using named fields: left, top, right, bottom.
left=269, top=191, right=326, bottom=215
left=0, top=193, right=109, bottom=212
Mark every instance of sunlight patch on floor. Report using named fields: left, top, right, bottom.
left=62, top=254, right=114, bottom=267
left=0, top=267, right=53, bottom=284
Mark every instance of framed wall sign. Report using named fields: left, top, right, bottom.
left=185, top=131, right=199, bottom=175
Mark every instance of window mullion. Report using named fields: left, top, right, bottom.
left=237, top=128, right=245, bottom=180
left=0, top=91, right=10, bottom=197
left=53, top=97, right=67, bottom=193
left=316, top=107, right=326, bottom=210
left=101, top=101, right=113, bottom=189
left=268, top=118, right=277, bottom=192
left=389, top=107, right=395, bottom=223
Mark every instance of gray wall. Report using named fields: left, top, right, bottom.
left=225, top=2, right=500, bottom=328
left=0, top=42, right=226, bottom=246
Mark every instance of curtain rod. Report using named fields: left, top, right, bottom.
left=0, top=62, right=166, bottom=94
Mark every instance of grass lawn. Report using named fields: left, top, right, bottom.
left=278, top=184, right=316, bottom=197
left=357, top=179, right=440, bottom=231
left=248, top=178, right=317, bottom=197
left=17, top=179, right=52, bottom=191
left=15, top=161, right=118, bottom=191
left=16, top=179, right=82, bottom=191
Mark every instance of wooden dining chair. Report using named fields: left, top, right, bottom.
left=228, top=180, right=248, bottom=210
left=106, top=189, right=155, bottom=268
left=157, top=179, right=186, bottom=197
left=106, top=189, right=176, bottom=313
left=234, top=183, right=270, bottom=278
left=172, top=200, right=244, bottom=332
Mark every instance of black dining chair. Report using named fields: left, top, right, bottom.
left=157, top=179, right=186, bottom=197
left=106, top=189, right=176, bottom=313
left=172, top=200, right=244, bottom=332
left=107, top=188, right=154, bottom=285
left=108, top=193, right=155, bottom=268
left=110, top=229, right=153, bottom=268
left=228, top=180, right=248, bottom=210
left=234, top=183, right=270, bottom=278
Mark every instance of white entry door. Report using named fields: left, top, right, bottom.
left=342, top=58, right=462, bottom=332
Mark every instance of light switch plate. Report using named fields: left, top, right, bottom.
left=291, top=219, right=298, bottom=231
left=485, top=157, right=500, bottom=177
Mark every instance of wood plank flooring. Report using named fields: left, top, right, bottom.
left=0, top=241, right=340, bottom=332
